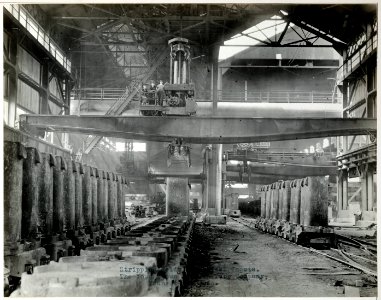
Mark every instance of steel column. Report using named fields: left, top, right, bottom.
left=361, top=172, right=368, bottom=212
left=367, top=170, right=374, bottom=211
left=337, top=174, right=343, bottom=211
left=207, top=144, right=222, bottom=215
left=342, top=170, right=348, bottom=210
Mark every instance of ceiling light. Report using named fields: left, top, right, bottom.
left=280, top=10, right=288, bottom=16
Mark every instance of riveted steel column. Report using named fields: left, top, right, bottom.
left=367, top=168, right=374, bottom=211
left=211, top=46, right=219, bottom=114
left=208, top=144, right=222, bottom=215
left=4, top=142, right=26, bottom=246
left=361, top=171, right=368, bottom=212
left=201, top=181, right=207, bottom=210
left=207, top=148, right=215, bottom=212
left=337, top=173, right=343, bottom=211
left=216, top=144, right=222, bottom=215
left=342, top=170, right=348, bottom=210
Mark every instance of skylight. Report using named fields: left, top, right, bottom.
left=116, top=142, right=146, bottom=152
left=219, top=15, right=294, bottom=61
left=226, top=183, right=248, bottom=189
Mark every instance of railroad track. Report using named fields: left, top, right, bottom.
left=232, top=217, right=377, bottom=278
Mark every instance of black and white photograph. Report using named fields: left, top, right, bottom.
left=2, top=1, right=378, bottom=297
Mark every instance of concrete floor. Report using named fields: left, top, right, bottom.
left=183, top=219, right=377, bottom=297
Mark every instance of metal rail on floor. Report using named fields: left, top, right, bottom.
left=231, top=217, right=377, bottom=278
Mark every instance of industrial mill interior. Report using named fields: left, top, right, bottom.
left=2, top=2, right=378, bottom=297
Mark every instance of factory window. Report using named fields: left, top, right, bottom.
left=18, top=46, right=41, bottom=83
left=4, top=32, right=10, bottom=59
left=134, top=142, right=146, bottom=152
left=3, top=100, right=9, bottom=125
left=15, top=107, right=29, bottom=129
left=116, top=142, right=146, bottom=152
left=3, top=72, right=10, bottom=99
left=49, top=76, right=63, bottom=99
left=17, top=80, right=39, bottom=113
left=309, top=146, right=315, bottom=153
left=323, top=138, right=330, bottom=148
left=226, top=183, right=248, bottom=189
left=48, top=101, right=62, bottom=115
left=219, top=16, right=294, bottom=60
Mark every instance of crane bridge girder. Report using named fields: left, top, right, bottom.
left=20, top=115, right=376, bottom=144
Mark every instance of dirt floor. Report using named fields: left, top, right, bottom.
left=183, top=219, right=377, bottom=297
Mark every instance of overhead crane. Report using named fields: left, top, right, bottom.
left=20, top=115, right=376, bottom=144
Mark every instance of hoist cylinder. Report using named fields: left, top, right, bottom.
left=169, top=37, right=191, bottom=85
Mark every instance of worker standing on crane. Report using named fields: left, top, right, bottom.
left=156, top=80, right=165, bottom=105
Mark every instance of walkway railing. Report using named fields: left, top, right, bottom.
left=217, top=90, right=339, bottom=103
left=72, top=88, right=341, bottom=104
left=4, top=4, right=71, bottom=73
left=337, top=33, right=377, bottom=82
left=196, top=90, right=341, bottom=103
left=71, top=88, right=127, bottom=101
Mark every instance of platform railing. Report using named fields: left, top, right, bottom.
left=196, top=90, right=340, bottom=103
left=336, top=33, right=377, bottom=82
left=4, top=4, right=71, bottom=72
left=218, top=90, right=339, bottom=103
left=73, top=88, right=341, bottom=104
left=71, top=88, right=127, bottom=101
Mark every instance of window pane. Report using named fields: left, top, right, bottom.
left=15, top=106, right=29, bottom=129
left=18, top=46, right=41, bottom=83
left=17, top=80, right=40, bottom=113
left=3, top=100, right=9, bottom=125
left=48, top=100, right=62, bottom=115
left=3, top=73, right=9, bottom=98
